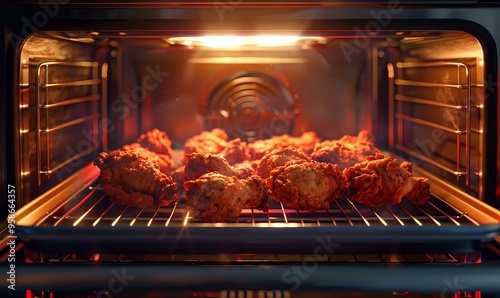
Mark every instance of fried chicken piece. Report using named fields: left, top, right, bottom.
left=184, top=152, right=255, bottom=181
left=170, top=166, right=186, bottom=190
left=256, top=147, right=310, bottom=179
left=267, top=160, right=347, bottom=211
left=122, top=143, right=173, bottom=174
left=286, top=131, right=320, bottom=155
left=248, top=131, right=320, bottom=160
left=311, top=130, right=379, bottom=169
left=247, top=138, right=280, bottom=160
left=343, top=153, right=430, bottom=207
left=219, top=138, right=250, bottom=165
left=184, top=128, right=229, bottom=155
left=184, top=129, right=250, bottom=165
left=233, top=160, right=260, bottom=171
left=184, top=173, right=268, bottom=221
left=399, top=161, right=413, bottom=173
left=121, top=129, right=175, bottom=173
left=94, top=150, right=179, bottom=208
left=136, top=128, right=174, bottom=158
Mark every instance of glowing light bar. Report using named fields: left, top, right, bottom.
left=165, top=36, right=326, bottom=48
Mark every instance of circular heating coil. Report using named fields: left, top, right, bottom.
left=205, top=71, right=300, bottom=142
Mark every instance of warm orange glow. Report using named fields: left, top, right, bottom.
left=188, top=57, right=307, bottom=64
left=165, top=36, right=326, bottom=48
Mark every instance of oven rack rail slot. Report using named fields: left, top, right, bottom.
left=388, top=59, right=483, bottom=198
left=26, top=60, right=104, bottom=187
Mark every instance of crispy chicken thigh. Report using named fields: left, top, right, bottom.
left=136, top=128, right=174, bottom=158
left=267, top=160, right=347, bottom=211
left=286, top=131, right=321, bottom=155
left=184, top=128, right=229, bottom=155
left=184, top=152, right=254, bottom=181
left=184, top=172, right=268, bottom=221
left=122, top=129, right=175, bottom=173
left=219, top=138, right=250, bottom=165
left=343, top=153, right=430, bottom=207
left=311, top=130, right=379, bottom=169
left=94, top=150, right=179, bottom=208
left=170, top=166, right=187, bottom=190
left=184, top=129, right=250, bottom=165
left=248, top=131, right=320, bottom=160
left=256, top=147, right=310, bottom=179
left=122, top=143, right=173, bottom=174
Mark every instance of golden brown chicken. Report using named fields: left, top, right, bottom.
left=267, top=160, right=347, bottom=211
left=184, top=152, right=255, bottom=181
left=94, top=150, right=179, bottom=208
left=122, top=143, right=173, bottom=174
left=311, top=130, right=379, bottom=169
left=286, top=131, right=321, bottom=155
left=256, top=146, right=310, bottom=179
left=343, top=153, right=430, bottom=207
left=184, top=128, right=229, bottom=155
left=121, top=128, right=175, bottom=173
left=248, top=131, right=320, bottom=160
left=219, top=138, right=250, bottom=165
left=170, top=166, right=187, bottom=190
left=184, top=172, right=268, bottom=221
left=135, top=128, right=174, bottom=158
left=399, top=161, right=413, bottom=173
left=184, top=129, right=250, bottom=165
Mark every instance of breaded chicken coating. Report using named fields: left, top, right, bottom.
left=184, top=172, right=267, bottom=221
left=311, top=130, right=379, bottom=169
left=267, top=160, right=347, bottom=211
left=94, top=150, right=179, bottom=208
left=256, top=147, right=310, bottom=179
left=343, top=153, right=430, bottom=207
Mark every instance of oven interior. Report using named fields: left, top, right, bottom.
left=4, top=26, right=500, bottom=297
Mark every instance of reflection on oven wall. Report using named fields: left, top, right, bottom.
left=121, top=40, right=371, bottom=149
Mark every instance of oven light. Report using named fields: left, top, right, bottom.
left=165, top=36, right=326, bottom=48
left=402, top=36, right=424, bottom=42
left=188, top=57, right=308, bottom=64
left=166, top=36, right=243, bottom=48
left=252, top=36, right=301, bottom=47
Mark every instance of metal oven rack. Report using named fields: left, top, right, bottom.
left=11, top=162, right=500, bottom=294
left=15, top=163, right=500, bottom=256
left=19, top=58, right=105, bottom=197
left=39, top=181, right=478, bottom=229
